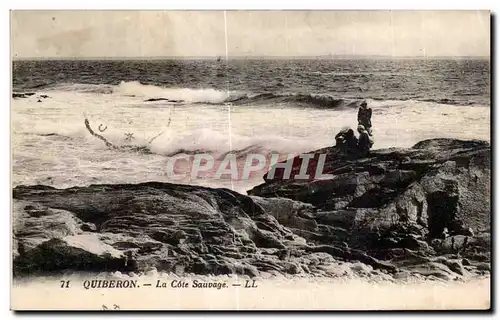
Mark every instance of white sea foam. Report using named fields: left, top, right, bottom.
left=11, top=88, right=490, bottom=193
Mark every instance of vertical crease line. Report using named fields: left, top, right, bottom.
left=223, top=11, right=234, bottom=192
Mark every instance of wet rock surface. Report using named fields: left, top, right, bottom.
left=12, top=92, right=50, bottom=100
left=13, top=138, right=490, bottom=281
left=12, top=92, right=36, bottom=99
left=144, top=97, right=184, bottom=103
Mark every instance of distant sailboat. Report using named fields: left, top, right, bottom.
left=217, top=56, right=222, bottom=62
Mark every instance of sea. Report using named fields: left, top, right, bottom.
left=12, top=58, right=491, bottom=193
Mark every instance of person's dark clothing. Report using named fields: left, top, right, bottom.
left=358, top=107, right=372, bottom=130
left=335, top=128, right=358, bottom=153
left=358, top=131, right=373, bottom=154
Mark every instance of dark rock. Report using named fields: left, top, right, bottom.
left=13, top=92, right=36, bottom=99
left=81, top=223, right=97, bottom=232
left=13, top=237, right=127, bottom=276
left=144, top=98, right=184, bottom=103
left=476, top=262, right=490, bottom=271
left=433, top=257, right=465, bottom=276
left=305, top=244, right=397, bottom=273
left=12, top=182, right=304, bottom=277
left=462, top=258, right=471, bottom=266
left=12, top=138, right=490, bottom=279
left=24, top=204, right=52, bottom=217
left=249, top=138, right=490, bottom=255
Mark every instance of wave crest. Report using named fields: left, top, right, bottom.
left=35, top=81, right=482, bottom=108
left=43, top=83, right=114, bottom=94
left=111, top=83, right=359, bottom=109
left=230, top=92, right=354, bottom=109
left=115, top=81, right=248, bottom=103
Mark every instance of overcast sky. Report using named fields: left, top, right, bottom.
left=11, top=10, right=490, bottom=59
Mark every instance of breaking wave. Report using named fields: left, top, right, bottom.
left=35, top=81, right=359, bottom=109
left=32, top=81, right=486, bottom=108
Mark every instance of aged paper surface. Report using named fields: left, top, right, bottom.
left=11, top=10, right=491, bottom=311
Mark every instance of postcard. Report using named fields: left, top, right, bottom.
left=11, top=10, right=491, bottom=310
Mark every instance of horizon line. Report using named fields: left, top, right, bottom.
left=12, top=55, right=491, bottom=61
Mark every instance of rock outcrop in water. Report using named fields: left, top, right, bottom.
left=144, top=97, right=184, bottom=103
left=12, top=92, right=36, bottom=99
left=12, top=92, right=50, bottom=100
left=12, top=138, right=490, bottom=281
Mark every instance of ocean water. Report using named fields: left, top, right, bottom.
left=12, top=59, right=491, bottom=193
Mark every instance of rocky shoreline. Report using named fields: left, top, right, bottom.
left=12, top=138, right=491, bottom=281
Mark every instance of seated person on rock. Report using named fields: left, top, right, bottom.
left=357, top=101, right=373, bottom=135
left=335, top=127, right=358, bottom=153
left=357, top=124, right=374, bottom=154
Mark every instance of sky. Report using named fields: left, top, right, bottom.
left=10, top=10, right=491, bottom=59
